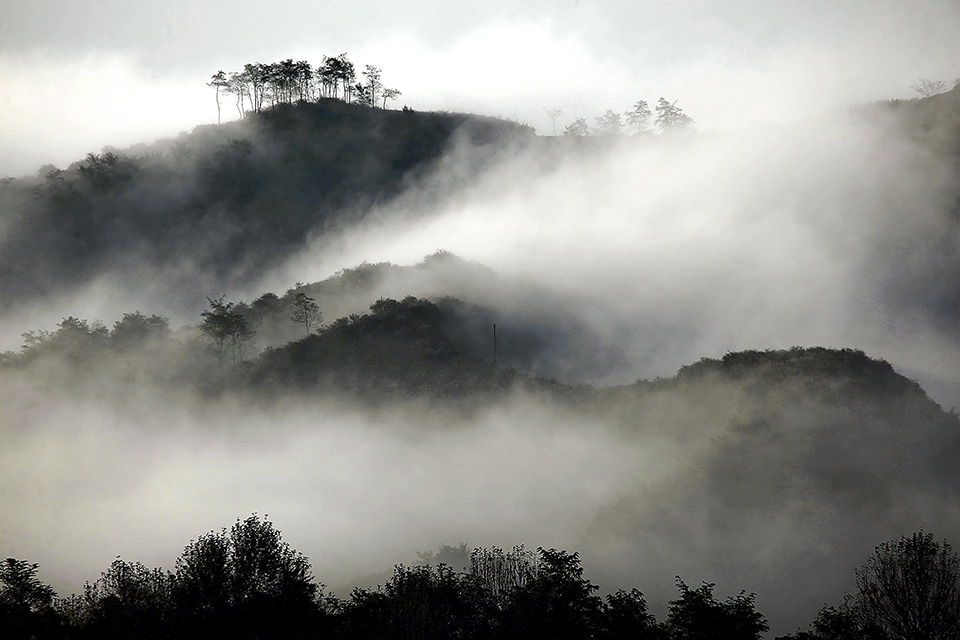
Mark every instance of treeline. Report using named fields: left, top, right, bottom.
left=560, top=98, right=694, bottom=137
left=3, top=516, right=958, bottom=639
left=0, top=294, right=534, bottom=397
left=208, top=54, right=401, bottom=123
left=3, top=293, right=952, bottom=405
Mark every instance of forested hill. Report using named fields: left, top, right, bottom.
left=0, top=100, right=533, bottom=304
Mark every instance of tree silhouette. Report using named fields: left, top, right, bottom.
left=382, top=87, right=402, bottom=109
left=344, top=563, right=491, bottom=639
left=208, top=71, right=229, bottom=124
left=175, top=515, right=321, bottom=640
left=361, top=65, right=383, bottom=107
left=290, top=292, right=322, bottom=335
left=855, top=532, right=960, bottom=640
left=496, top=547, right=603, bottom=639
left=200, top=296, right=254, bottom=370
left=0, top=558, right=58, bottom=639
left=666, top=578, right=767, bottom=640
left=599, top=588, right=664, bottom=639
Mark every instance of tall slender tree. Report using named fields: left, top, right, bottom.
left=207, top=71, right=229, bottom=124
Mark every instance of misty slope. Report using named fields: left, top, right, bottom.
left=0, top=100, right=532, bottom=308
left=4, top=87, right=960, bottom=636
left=238, top=251, right=629, bottom=385
left=4, top=300, right=959, bottom=634
left=3, top=280, right=959, bottom=635
left=582, top=347, right=960, bottom=631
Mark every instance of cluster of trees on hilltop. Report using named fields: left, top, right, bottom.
left=208, top=55, right=401, bottom=123
left=3, top=516, right=957, bottom=639
left=560, top=98, right=694, bottom=137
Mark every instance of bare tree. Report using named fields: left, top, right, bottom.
left=855, top=531, right=960, bottom=640
left=911, top=78, right=948, bottom=97
left=544, top=108, right=562, bottom=136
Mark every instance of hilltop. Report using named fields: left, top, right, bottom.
left=0, top=100, right=533, bottom=306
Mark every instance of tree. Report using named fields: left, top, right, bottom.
left=417, top=543, right=471, bottom=573
left=0, top=558, right=56, bottom=614
left=655, top=98, right=694, bottom=132
left=290, top=292, right=322, bottom=335
left=362, top=64, right=383, bottom=107
left=563, top=117, right=590, bottom=136
left=544, top=108, right=562, bottom=136
left=353, top=83, right=371, bottom=108
left=666, top=578, right=767, bottom=640
left=208, top=71, right=229, bottom=125
left=242, top=63, right=269, bottom=113
left=1, top=559, right=58, bottom=640
left=470, top=545, right=539, bottom=607
left=911, top=79, right=948, bottom=97
left=75, top=558, right=174, bottom=639
left=111, top=311, right=169, bottom=349
left=322, top=53, right=355, bottom=100
left=175, top=529, right=231, bottom=622
left=225, top=71, right=247, bottom=117
left=174, top=515, right=321, bottom=639
left=381, top=87, right=402, bottom=109
left=599, top=588, right=664, bottom=639
left=625, top=100, right=652, bottom=135
left=200, top=296, right=254, bottom=370
left=801, top=600, right=869, bottom=640
left=855, top=532, right=960, bottom=640
left=496, top=547, right=603, bottom=639
left=344, top=563, right=491, bottom=639
left=594, top=110, right=623, bottom=136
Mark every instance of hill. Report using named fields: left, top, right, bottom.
left=0, top=100, right=533, bottom=307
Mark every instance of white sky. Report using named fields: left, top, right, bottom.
left=1, top=0, right=959, bottom=176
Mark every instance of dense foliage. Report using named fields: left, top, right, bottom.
left=6, top=521, right=958, bottom=639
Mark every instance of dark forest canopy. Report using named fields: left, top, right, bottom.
left=3, top=517, right=957, bottom=639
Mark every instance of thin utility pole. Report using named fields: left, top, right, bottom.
left=493, top=323, right=497, bottom=368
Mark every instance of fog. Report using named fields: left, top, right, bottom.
left=2, top=85, right=960, bottom=636
left=4, top=1, right=960, bottom=177
left=278, top=105, right=960, bottom=401
left=0, top=387, right=659, bottom=593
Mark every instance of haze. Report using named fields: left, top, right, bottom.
left=3, top=1, right=960, bottom=176
left=2, top=3, right=960, bottom=638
